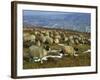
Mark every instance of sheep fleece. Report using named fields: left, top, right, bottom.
left=62, top=46, right=75, bottom=55
left=29, top=45, right=47, bottom=58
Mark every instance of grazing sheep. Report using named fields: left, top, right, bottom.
left=23, top=33, right=36, bottom=42
left=34, top=31, right=39, bottom=35
left=23, top=34, right=31, bottom=42
left=44, top=31, right=49, bottom=36
left=53, top=38, right=59, bottom=44
left=29, top=45, right=49, bottom=63
left=74, top=39, right=79, bottom=44
left=35, top=40, right=41, bottom=46
left=23, top=33, right=32, bottom=47
left=49, top=33, right=54, bottom=38
left=39, top=34, right=46, bottom=43
left=64, top=37, right=69, bottom=42
left=70, top=39, right=75, bottom=44
left=58, top=44, right=78, bottom=56
left=69, top=36, right=74, bottom=40
left=45, top=36, right=53, bottom=45
left=55, top=35, right=61, bottom=39
left=30, top=34, right=36, bottom=43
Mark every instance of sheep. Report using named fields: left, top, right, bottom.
left=35, top=40, right=41, bottom=46
left=34, top=31, right=39, bottom=35
left=53, top=38, right=59, bottom=44
left=39, top=34, right=46, bottom=44
left=64, top=37, right=69, bottom=42
left=45, top=36, right=53, bottom=45
left=58, top=44, right=78, bottom=56
left=49, top=33, right=54, bottom=38
left=30, top=34, right=36, bottom=43
left=23, top=34, right=31, bottom=42
left=23, top=34, right=36, bottom=47
left=55, top=35, right=61, bottom=39
left=69, top=35, right=74, bottom=40
left=74, top=39, right=79, bottom=44
left=69, top=38, right=75, bottom=44
left=23, top=33, right=36, bottom=42
left=29, top=45, right=49, bottom=63
left=44, top=31, right=49, bottom=36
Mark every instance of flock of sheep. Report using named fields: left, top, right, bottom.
left=23, top=27, right=91, bottom=64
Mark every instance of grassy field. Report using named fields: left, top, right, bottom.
left=23, top=27, right=91, bottom=69
left=23, top=44, right=91, bottom=69
left=23, top=53, right=90, bottom=69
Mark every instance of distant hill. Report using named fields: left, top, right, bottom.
left=23, top=10, right=91, bottom=32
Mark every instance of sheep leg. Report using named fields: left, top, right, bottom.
left=42, top=56, right=48, bottom=61
left=40, top=59, right=43, bottom=64
left=29, top=57, right=40, bottom=63
left=40, top=57, right=47, bottom=64
left=34, top=58, right=41, bottom=62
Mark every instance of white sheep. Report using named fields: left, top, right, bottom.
left=23, top=33, right=31, bottom=42
left=64, top=37, right=69, bottom=42
left=23, top=33, right=36, bottom=43
left=55, top=35, right=61, bottom=39
left=30, top=34, right=36, bottom=43
left=45, top=36, right=53, bottom=45
left=53, top=38, right=59, bottom=44
left=39, top=34, right=46, bottom=43
left=35, top=40, right=41, bottom=46
left=58, top=44, right=78, bottom=56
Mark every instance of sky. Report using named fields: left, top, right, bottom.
left=23, top=10, right=72, bottom=16
left=23, top=10, right=91, bottom=32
